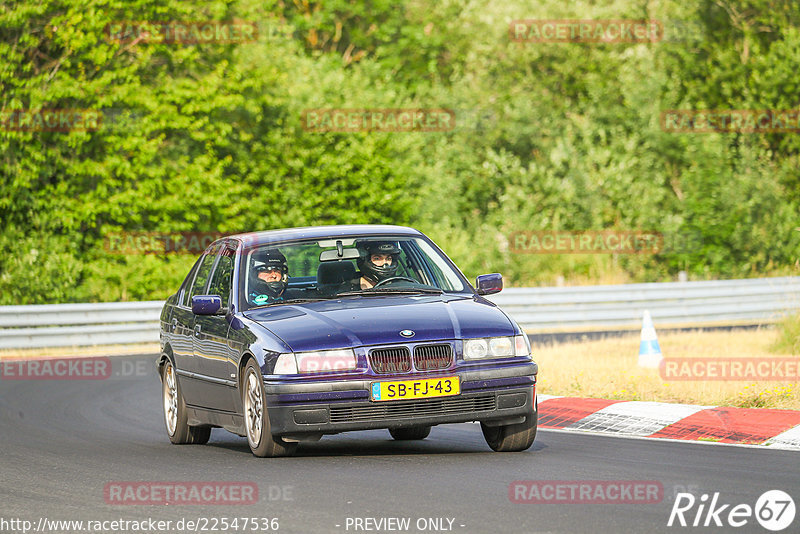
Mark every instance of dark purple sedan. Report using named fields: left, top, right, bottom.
left=158, top=225, right=538, bottom=457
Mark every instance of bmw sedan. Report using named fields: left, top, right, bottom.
left=158, top=225, right=538, bottom=457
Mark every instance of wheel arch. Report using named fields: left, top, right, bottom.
left=157, top=344, right=175, bottom=381
left=238, top=351, right=258, bottom=391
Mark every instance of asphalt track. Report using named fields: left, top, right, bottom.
left=1, top=354, right=798, bottom=534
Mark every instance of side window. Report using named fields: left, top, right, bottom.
left=208, top=245, right=235, bottom=307
left=178, top=256, right=203, bottom=307
left=188, top=245, right=220, bottom=301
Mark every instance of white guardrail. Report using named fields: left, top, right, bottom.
left=0, top=277, right=799, bottom=349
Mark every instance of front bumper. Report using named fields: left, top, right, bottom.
left=263, top=362, right=537, bottom=436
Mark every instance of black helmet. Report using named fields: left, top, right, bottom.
left=356, top=240, right=401, bottom=283
left=251, top=248, right=289, bottom=297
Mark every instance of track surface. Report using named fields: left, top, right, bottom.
left=1, top=354, right=798, bottom=534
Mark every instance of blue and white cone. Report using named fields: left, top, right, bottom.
left=638, top=310, right=663, bottom=368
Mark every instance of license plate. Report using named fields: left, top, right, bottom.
left=371, top=376, right=460, bottom=402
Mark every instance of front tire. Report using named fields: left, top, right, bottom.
left=389, top=426, right=431, bottom=440
left=161, top=360, right=211, bottom=445
left=481, top=397, right=537, bottom=452
left=242, top=360, right=297, bottom=457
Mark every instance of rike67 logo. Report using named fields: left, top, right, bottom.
left=668, top=490, right=795, bottom=531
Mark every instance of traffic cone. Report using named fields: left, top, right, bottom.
left=638, top=310, right=663, bottom=368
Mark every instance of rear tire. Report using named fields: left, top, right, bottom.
left=389, top=426, right=431, bottom=440
left=242, top=360, right=297, bottom=457
left=161, top=360, right=211, bottom=445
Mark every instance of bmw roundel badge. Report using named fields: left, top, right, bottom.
left=400, top=329, right=415, bottom=338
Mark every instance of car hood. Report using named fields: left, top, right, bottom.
left=242, top=294, right=516, bottom=352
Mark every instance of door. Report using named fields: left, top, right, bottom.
left=193, top=242, right=238, bottom=413
left=177, top=243, right=220, bottom=407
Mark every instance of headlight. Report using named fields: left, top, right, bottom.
left=273, top=349, right=357, bottom=374
left=464, top=338, right=489, bottom=360
left=463, top=335, right=530, bottom=360
left=273, top=353, right=298, bottom=374
left=489, top=337, right=514, bottom=356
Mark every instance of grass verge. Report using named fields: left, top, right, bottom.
left=770, top=313, right=800, bottom=355
left=533, top=327, right=799, bottom=410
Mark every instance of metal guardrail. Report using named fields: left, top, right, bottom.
left=0, top=277, right=799, bottom=349
left=0, top=301, right=163, bottom=349
left=487, top=276, right=800, bottom=332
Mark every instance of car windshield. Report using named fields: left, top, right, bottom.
left=240, top=236, right=469, bottom=309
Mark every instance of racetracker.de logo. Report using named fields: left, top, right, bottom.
left=1, top=358, right=111, bottom=380
left=509, top=230, right=664, bottom=254
left=104, top=21, right=258, bottom=44
left=509, top=20, right=663, bottom=43
left=301, top=108, right=456, bottom=132
left=661, top=109, right=800, bottom=133
left=0, top=109, right=102, bottom=132
left=104, top=482, right=258, bottom=505
left=660, top=358, right=800, bottom=381
left=104, top=232, right=227, bottom=255
left=510, top=480, right=663, bottom=504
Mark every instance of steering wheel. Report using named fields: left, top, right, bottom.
left=373, top=276, right=417, bottom=288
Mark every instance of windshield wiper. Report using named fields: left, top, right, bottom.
left=249, top=297, right=334, bottom=309
left=335, top=287, right=443, bottom=297
left=375, top=287, right=443, bottom=294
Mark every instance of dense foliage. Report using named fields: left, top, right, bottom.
left=1, top=0, right=798, bottom=303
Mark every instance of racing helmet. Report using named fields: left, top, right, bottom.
left=356, top=240, right=401, bottom=283
left=250, top=248, right=289, bottom=297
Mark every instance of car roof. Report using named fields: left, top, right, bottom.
left=225, top=224, right=424, bottom=248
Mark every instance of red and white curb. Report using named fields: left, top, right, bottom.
left=537, top=394, right=800, bottom=450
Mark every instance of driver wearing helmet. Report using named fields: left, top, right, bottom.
left=248, top=248, right=291, bottom=305
left=350, top=241, right=402, bottom=290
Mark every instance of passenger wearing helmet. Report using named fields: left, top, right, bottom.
left=248, top=248, right=291, bottom=305
left=351, top=241, right=401, bottom=290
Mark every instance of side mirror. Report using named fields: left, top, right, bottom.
left=192, top=295, right=224, bottom=315
left=476, top=273, right=503, bottom=296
